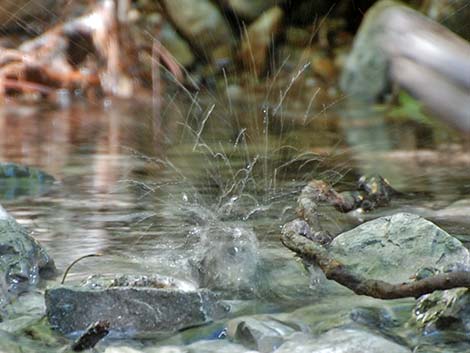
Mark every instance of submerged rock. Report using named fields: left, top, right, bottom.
left=227, top=316, right=304, bottom=353
left=45, top=277, right=228, bottom=336
left=273, top=329, right=411, bottom=353
left=329, top=213, right=470, bottom=284
left=0, top=204, right=55, bottom=308
left=0, top=162, right=55, bottom=199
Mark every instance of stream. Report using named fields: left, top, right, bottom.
left=0, top=84, right=470, bottom=352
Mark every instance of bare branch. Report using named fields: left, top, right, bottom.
left=281, top=221, right=470, bottom=299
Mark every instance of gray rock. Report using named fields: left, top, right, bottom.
left=0, top=204, right=55, bottom=307
left=45, top=285, right=227, bottom=336
left=273, top=329, right=411, bottom=353
left=227, top=316, right=304, bottom=353
left=161, top=0, right=233, bottom=57
left=329, top=212, right=470, bottom=284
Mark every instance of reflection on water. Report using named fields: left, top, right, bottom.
left=0, top=91, right=469, bottom=350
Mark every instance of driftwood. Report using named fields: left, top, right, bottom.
left=281, top=222, right=470, bottom=299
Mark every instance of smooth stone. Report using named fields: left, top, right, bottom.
left=329, top=212, right=470, bottom=284
left=273, top=329, right=411, bottom=353
left=45, top=285, right=227, bottom=336
left=227, top=316, right=304, bottom=353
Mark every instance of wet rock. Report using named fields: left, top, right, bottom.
left=222, top=0, right=285, bottom=20
left=273, top=329, right=411, bottom=353
left=227, top=316, right=304, bottom=353
left=161, top=0, right=233, bottom=59
left=189, top=222, right=259, bottom=298
left=413, top=288, right=470, bottom=334
left=239, top=6, right=284, bottom=76
left=329, top=213, right=470, bottom=284
left=0, top=204, right=55, bottom=308
left=160, top=22, right=195, bottom=68
left=424, top=0, right=470, bottom=40
left=45, top=283, right=227, bottom=336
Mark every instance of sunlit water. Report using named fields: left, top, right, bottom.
left=0, top=83, right=470, bottom=351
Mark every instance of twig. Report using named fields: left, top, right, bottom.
left=61, top=253, right=103, bottom=284
left=71, top=320, right=110, bottom=352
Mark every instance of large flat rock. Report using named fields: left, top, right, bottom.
left=46, top=286, right=227, bottom=336
left=329, top=212, right=470, bottom=283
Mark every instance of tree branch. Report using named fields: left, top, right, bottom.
left=281, top=220, right=470, bottom=299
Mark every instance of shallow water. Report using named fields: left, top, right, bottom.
left=1, top=85, right=470, bottom=351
